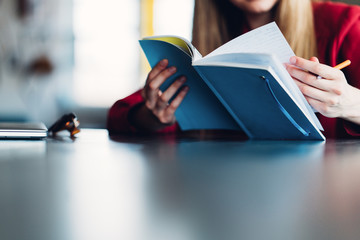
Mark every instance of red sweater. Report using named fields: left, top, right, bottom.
left=107, top=2, right=360, bottom=139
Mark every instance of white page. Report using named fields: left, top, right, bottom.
left=200, top=22, right=323, bottom=131
left=205, top=22, right=294, bottom=64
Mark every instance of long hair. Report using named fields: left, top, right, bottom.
left=192, top=0, right=318, bottom=59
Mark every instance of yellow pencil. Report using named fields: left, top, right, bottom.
left=334, top=60, right=351, bottom=70
left=317, top=60, right=351, bottom=79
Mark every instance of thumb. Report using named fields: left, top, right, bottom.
left=310, top=56, right=320, bottom=63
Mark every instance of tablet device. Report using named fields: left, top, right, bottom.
left=0, top=122, right=48, bottom=139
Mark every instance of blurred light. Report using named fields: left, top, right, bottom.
left=73, top=0, right=140, bottom=107
left=73, top=0, right=194, bottom=107
left=153, top=0, right=194, bottom=40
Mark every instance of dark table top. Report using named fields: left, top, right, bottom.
left=1, top=129, right=360, bottom=240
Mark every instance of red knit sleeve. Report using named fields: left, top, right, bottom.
left=338, top=5, right=360, bottom=137
left=313, top=2, right=360, bottom=138
left=106, top=90, right=180, bottom=135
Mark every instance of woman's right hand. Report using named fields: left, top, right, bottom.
left=133, top=59, right=189, bottom=131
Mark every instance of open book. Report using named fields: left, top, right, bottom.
left=139, top=22, right=325, bottom=140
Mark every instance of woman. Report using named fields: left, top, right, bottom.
left=107, top=0, right=360, bottom=139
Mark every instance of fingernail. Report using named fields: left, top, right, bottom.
left=179, top=76, right=186, bottom=82
left=159, top=59, right=167, bottom=66
left=290, top=56, right=296, bottom=65
left=169, top=66, right=176, bottom=73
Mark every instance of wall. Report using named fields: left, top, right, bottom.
left=0, top=0, right=73, bottom=126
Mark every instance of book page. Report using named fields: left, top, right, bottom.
left=205, top=22, right=294, bottom=64
left=194, top=22, right=323, bottom=131
left=144, top=36, right=191, bottom=54
left=194, top=52, right=323, bottom=131
left=143, top=35, right=202, bottom=60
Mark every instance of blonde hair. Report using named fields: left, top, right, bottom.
left=192, top=0, right=318, bottom=59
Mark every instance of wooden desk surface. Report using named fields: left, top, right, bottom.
left=1, top=129, right=360, bottom=240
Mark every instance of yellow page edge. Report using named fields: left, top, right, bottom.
left=143, top=36, right=192, bottom=56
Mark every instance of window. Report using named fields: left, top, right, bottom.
left=73, top=0, right=140, bottom=107
left=73, top=0, right=194, bottom=108
left=153, top=0, right=194, bottom=40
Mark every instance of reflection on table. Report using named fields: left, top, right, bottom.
left=1, top=129, right=360, bottom=240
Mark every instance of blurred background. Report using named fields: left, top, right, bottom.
left=0, top=0, right=357, bottom=128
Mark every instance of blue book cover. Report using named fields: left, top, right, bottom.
left=139, top=23, right=325, bottom=140
left=139, top=40, right=241, bottom=131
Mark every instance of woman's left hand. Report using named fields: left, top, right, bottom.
left=286, top=56, right=360, bottom=124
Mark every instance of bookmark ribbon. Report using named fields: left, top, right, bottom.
left=264, top=77, right=310, bottom=137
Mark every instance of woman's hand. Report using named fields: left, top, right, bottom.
left=286, top=56, right=360, bottom=125
left=132, top=59, right=189, bottom=131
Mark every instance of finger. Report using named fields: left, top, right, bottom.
left=287, top=64, right=335, bottom=91
left=154, top=76, right=187, bottom=112
left=143, top=59, right=168, bottom=100
left=145, top=66, right=177, bottom=109
left=164, top=86, right=189, bottom=116
left=147, top=59, right=168, bottom=80
left=306, top=97, right=337, bottom=117
left=290, top=56, right=335, bottom=79
left=294, top=79, right=335, bottom=104
left=305, top=96, right=323, bottom=112
left=160, top=76, right=186, bottom=103
left=309, top=56, right=319, bottom=63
